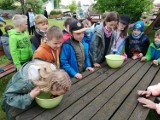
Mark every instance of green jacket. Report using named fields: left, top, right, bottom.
left=9, top=29, right=33, bottom=68
left=145, top=43, right=160, bottom=64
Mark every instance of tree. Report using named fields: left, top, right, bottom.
left=0, top=0, right=17, bottom=10
left=68, top=0, right=77, bottom=13
left=93, top=0, right=153, bottom=22
left=25, top=0, right=43, bottom=14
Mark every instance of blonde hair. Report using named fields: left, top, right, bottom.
left=33, top=69, right=71, bottom=93
left=46, top=26, right=63, bottom=40
left=12, top=14, right=27, bottom=27
left=34, top=14, right=48, bottom=25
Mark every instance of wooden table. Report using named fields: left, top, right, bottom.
left=15, top=59, right=160, bottom=120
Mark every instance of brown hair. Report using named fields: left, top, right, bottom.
left=119, top=23, right=129, bottom=38
left=103, top=11, right=119, bottom=26
left=4, top=25, right=14, bottom=33
left=102, top=12, right=109, bottom=21
left=34, top=14, right=48, bottom=25
left=46, top=26, right=63, bottom=40
left=155, top=29, right=160, bottom=37
left=33, top=69, right=71, bottom=93
left=64, top=18, right=75, bottom=28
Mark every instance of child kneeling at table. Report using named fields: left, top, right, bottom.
left=1, top=59, right=71, bottom=120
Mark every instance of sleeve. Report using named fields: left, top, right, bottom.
left=9, top=36, right=21, bottom=68
left=147, top=83, right=160, bottom=96
left=89, top=33, right=101, bottom=63
left=117, top=38, right=126, bottom=54
left=84, top=43, right=91, bottom=67
left=125, top=36, right=133, bottom=58
left=60, top=44, right=77, bottom=77
left=141, top=34, right=150, bottom=56
left=4, top=80, right=33, bottom=109
left=29, top=38, right=33, bottom=57
left=145, top=44, right=152, bottom=61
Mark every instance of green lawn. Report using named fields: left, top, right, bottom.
left=0, top=19, right=64, bottom=120
left=0, top=18, right=156, bottom=120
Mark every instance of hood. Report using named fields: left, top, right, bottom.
left=8, top=29, right=25, bottom=36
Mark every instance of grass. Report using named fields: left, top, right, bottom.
left=0, top=18, right=156, bottom=120
left=0, top=18, right=64, bottom=120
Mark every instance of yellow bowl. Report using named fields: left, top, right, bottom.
left=105, top=54, right=124, bottom=68
left=35, top=91, right=63, bottom=109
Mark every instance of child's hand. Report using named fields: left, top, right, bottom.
left=153, top=60, right=159, bottom=66
left=137, top=90, right=151, bottom=97
left=75, top=73, right=82, bottom=79
left=141, top=57, right=146, bottom=62
left=138, top=53, right=143, bottom=58
left=86, top=67, right=94, bottom=72
left=93, top=63, right=101, bottom=68
left=132, top=55, right=138, bottom=60
left=29, top=87, right=40, bottom=99
left=138, top=97, right=157, bottom=110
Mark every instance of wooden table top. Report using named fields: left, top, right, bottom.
left=15, top=59, right=160, bottom=120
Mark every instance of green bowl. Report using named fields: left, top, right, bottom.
left=105, top=54, right=124, bottom=68
left=35, top=91, right=63, bottom=109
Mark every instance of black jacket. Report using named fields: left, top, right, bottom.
left=31, top=32, right=43, bottom=50
left=125, top=34, right=150, bottom=58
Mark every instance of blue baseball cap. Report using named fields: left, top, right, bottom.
left=133, top=21, right=144, bottom=32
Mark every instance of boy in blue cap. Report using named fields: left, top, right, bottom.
left=125, top=21, right=150, bottom=59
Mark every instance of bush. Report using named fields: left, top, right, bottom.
left=50, top=10, right=62, bottom=15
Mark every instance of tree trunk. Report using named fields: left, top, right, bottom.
left=19, top=0, right=25, bottom=14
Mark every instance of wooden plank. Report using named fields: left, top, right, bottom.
left=67, top=60, right=131, bottom=97
left=1, top=64, right=15, bottom=71
left=111, top=63, right=159, bottom=120
left=129, top=66, right=160, bottom=120
left=145, top=13, right=160, bottom=34
left=71, top=62, right=106, bottom=85
left=57, top=60, right=138, bottom=120
left=0, top=68, right=16, bottom=78
left=15, top=62, right=110, bottom=119
left=28, top=60, right=133, bottom=120
left=85, top=60, right=145, bottom=120
left=0, top=62, right=13, bottom=68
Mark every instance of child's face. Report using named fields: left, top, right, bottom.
left=105, top=21, right=117, bottom=31
left=155, top=34, right=160, bottom=43
left=72, top=32, right=84, bottom=41
left=36, top=21, right=48, bottom=31
left=133, top=29, right=141, bottom=36
left=118, top=22, right=126, bottom=31
left=47, top=37, right=62, bottom=50
left=20, top=20, right=28, bottom=32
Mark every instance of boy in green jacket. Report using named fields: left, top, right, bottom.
left=141, top=29, right=160, bottom=66
left=9, top=14, right=33, bottom=70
